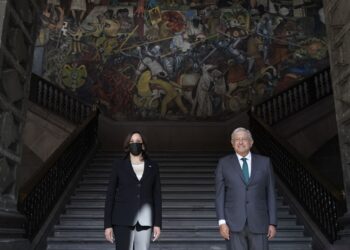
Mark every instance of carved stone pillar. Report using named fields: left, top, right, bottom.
left=323, top=0, right=350, bottom=248
left=0, top=0, right=40, bottom=249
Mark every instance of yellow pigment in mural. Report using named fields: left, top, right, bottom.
left=62, top=63, right=87, bottom=91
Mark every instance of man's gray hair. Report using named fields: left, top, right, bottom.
left=231, top=127, right=253, bottom=141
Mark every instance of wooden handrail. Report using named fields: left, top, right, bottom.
left=29, top=73, right=94, bottom=123
left=18, top=110, right=99, bottom=239
left=249, top=112, right=345, bottom=242
left=30, top=74, right=92, bottom=107
left=251, top=113, right=344, bottom=201
left=252, top=67, right=332, bottom=125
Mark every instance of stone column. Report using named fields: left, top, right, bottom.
left=0, top=0, right=40, bottom=249
left=323, top=0, right=350, bottom=249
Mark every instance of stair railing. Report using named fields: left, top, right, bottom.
left=249, top=113, right=346, bottom=242
left=17, top=111, right=99, bottom=240
left=252, top=67, right=332, bottom=125
left=30, top=73, right=93, bottom=123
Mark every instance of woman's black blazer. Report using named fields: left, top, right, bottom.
left=104, top=158, right=162, bottom=229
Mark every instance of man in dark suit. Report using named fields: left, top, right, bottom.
left=215, top=127, right=277, bottom=250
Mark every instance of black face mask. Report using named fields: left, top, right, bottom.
left=129, top=143, right=143, bottom=156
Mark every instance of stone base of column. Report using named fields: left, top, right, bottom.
left=0, top=210, right=31, bottom=250
left=330, top=212, right=350, bottom=250
left=0, top=239, right=31, bottom=250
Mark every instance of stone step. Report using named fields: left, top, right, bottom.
left=93, top=152, right=225, bottom=158
left=93, top=153, right=222, bottom=157
left=70, top=194, right=215, bottom=202
left=83, top=171, right=215, bottom=181
left=93, top=153, right=223, bottom=157
left=65, top=203, right=290, bottom=211
left=47, top=151, right=312, bottom=250
left=74, top=190, right=217, bottom=196
left=47, top=237, right=311, bottom=250
left=91, top=160, right=219, bottom=166
left=75, top=186, right=216, bottom=192
left=90, top=159, right=220, bottom=165
left=74, top=188, right=283, bottom=198
left=70, top=200, right=286, bottom=207
left=90, top=159, right=218, bottom=164
left=88, top=159, right=218, bottom=166
left=79, top=179, right=215, bottom=185
left=53, top=225, right=305, bottom=238
left=69, top=194, right=285, bottom=204
left=0, top=228, right=26, bottom=237
left=64, top=207, right=291, bottom=217
left=82, top=173, right=215, bottom=180
left=86, top=163, right=216, bottom=173
left=59, top=214, right=297, bottom=227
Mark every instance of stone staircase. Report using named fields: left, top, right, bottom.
left=46, top=151, right=312, bottom=250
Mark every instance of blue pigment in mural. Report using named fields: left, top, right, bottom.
left=33, top=0, right=329, bottom=120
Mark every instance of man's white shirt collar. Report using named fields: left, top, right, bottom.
left=236, top=152, right=251, bottom=161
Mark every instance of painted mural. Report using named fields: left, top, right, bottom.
left=32, top=0, right=328, bottom=120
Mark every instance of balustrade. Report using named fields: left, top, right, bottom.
left=250, top=115, right=345, bottom=242
left=253, top=68, right=332, bottom=125
left=30, top=74, right=93, bottom=123
left=18, top=112, right=98, bottom=239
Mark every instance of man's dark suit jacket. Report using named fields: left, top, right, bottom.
left=215, top=153, right=277, bottom=233
left=104, top=158, right=162, bottom=229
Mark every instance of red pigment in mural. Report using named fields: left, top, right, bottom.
left=161, top=11, right=185, bottom=33
left=92, top=68, right=133, bottom=116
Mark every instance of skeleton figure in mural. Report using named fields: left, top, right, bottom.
left=134, top=46, right=188, bottom=117
left=255, top=13, right=273, bottom=64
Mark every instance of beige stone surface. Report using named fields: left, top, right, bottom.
left=23, top=103, right=77, bottom=162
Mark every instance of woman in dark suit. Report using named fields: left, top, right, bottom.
left=104, top=131, right=162, bottom=250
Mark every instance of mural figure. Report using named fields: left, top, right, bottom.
left=191, top=64, right=215, bottom=117
left=62, top=63, right=88, bottom=91
left=71, top=0, right=88, bottom=25
left=116, top=8, right=133, bottom=32
left=255, top=13, right=273, bottom=64
left=68, top=26, right=84, bottom=54
left=34, top=0, right=329, bottom=121
left=135, top=46, right=188, bottom=117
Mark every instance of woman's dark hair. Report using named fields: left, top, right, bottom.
left=123, top=131, right=148, bottom=159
